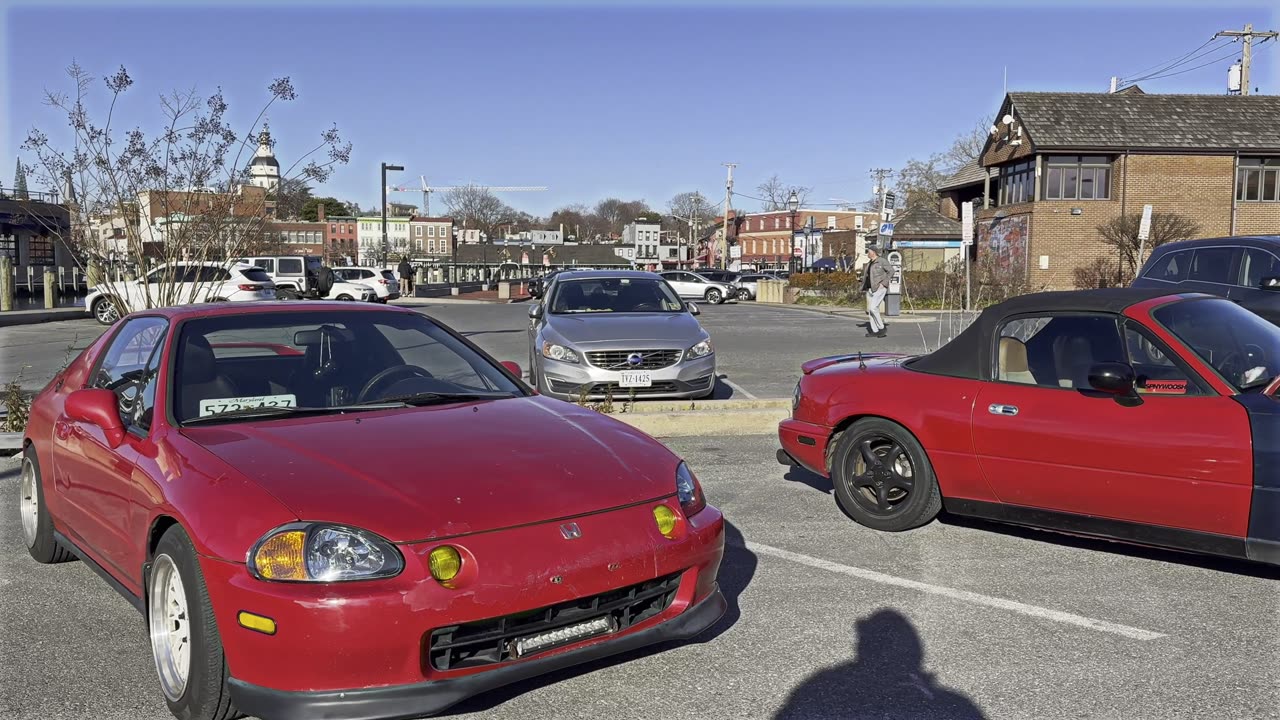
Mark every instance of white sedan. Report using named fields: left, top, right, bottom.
left=87, top=262, right=275, bottom=325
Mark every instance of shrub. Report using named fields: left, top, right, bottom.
left=1072, top=257, right=1120, bottom=289
left=3, top=377, right=30, bottom=433
left=788, top=271, right=860, bottom=303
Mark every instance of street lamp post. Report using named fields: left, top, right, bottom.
left=787, top=192, right=800, bottom=274
left=380, top=162, right=404, bottom=266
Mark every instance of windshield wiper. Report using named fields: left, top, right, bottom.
left=182, top=401, right=408, bottom=425
left=358, top=390, right=514, bottom=407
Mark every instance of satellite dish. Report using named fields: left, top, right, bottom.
left=990, top=125, right=999, bottom=135
left=1003, top=114, right=1015, bottom=125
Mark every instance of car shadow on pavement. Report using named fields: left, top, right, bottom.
left=939, top=514, right=1280, bottom=580
left=780, top=464, right=833, bottom=494
left=774, top=607, right=987, bottom=720
left=439, top=520, right=757, bottom=717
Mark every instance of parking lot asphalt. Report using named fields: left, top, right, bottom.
left=1, top=433, right=1277, bottom=720
left=0, top=301, right=947, bottom=399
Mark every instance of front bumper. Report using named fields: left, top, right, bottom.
left=540, top=354, right=717, bottom=401
left=229, top=587, right=726, bottom=720
left=778, top=418, right=831, bottom=477
left=201, top=502, right=724, bottom=718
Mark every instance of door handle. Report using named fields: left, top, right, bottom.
left=988, top=403, right=1019, bottom=416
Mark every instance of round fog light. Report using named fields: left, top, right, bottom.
left=428, top=546, right=462, bottom=582
left=653, top=505, right=678, bottom=538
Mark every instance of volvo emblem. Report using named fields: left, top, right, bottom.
left=626, top=353, right=644, bottom=366
left=559, top=522, right=582, bottom=540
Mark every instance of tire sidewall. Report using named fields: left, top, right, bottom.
left=706, top=288, right=722, bottom=304
left=831, top=418, right=941, bottom=532
left=150, top=527, right=235, bottom=720
left=22, top=446, right=72, bottom=563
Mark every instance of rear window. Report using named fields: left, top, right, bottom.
left=381, top=270, right=396, bottom=280
left=1188, top=247, right=1235, bottom=284
left=278, top=258, right=303, bottom=275
left=240, top=268, right=273, bottom=283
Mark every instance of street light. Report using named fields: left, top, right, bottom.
left=787, top=192, right=800, bottom=274
left=380, top=162, right=404, bottom=266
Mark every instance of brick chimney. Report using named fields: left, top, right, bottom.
left=317, top=203, right=326, bottom=222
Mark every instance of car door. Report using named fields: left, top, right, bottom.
left=1232, top=246, right=1280, bottom=324
left=1183, top=245, right=1240, bottom=298
left=54, top=316, right=168, bottom=576
left=667, top=272, right=701, bottom=298
left=970, top=312, right=1253, bottom=536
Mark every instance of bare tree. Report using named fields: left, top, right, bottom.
left=942, top=116, right=993, bottom=172
left=21, top=63, right=350, bottom=310
left=1097, top=210, right=1202, bottom=283
left=893, top=155, right=949, bottom=211
left=756, top=175, right=811, bottom=211
left=441, top=184, right=515, bottom=239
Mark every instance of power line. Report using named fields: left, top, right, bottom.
left=1119, top=38, right=1235, bottom=87
left=1118, top=37, right=1222, bottom=83
left=1127, top=45, right=1245, bottom=85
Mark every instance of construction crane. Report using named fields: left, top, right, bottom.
left=386, top=176, right=548, bottom=215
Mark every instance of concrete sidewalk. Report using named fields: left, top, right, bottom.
left=755, top=301, right=938, bottom=323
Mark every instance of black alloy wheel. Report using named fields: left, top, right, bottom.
left=831, top=418, right=941, bottom=531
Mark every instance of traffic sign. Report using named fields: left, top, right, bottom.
left=961, top=202, right=974, bottom=246
left=879, top=222, right=895, bottom=237
left=1138, top=204, right=1153, bottom=241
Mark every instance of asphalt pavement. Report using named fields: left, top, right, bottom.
left=0, top=301, right=953, bottom=399
left=1, top=434, right=1277, bottom=720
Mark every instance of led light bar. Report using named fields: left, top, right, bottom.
left=510, top=616, right=617, bottom=658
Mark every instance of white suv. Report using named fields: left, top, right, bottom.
left=333, top=266, right=401, bottom=302
left=86, top=262, right=275, bottom=325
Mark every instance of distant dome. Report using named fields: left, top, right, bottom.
left=250, top=155, right=280, bottom=168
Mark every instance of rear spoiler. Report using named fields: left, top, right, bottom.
left=801, top=352, right=907, bottom=375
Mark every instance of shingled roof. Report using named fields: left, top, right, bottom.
left=1006, top=91, right=1280, bottom=151
left=888, top=208, right=962, bottom=238
left=936, top=158, right=988, bottom=191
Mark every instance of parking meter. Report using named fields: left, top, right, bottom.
left=886, top=251, right=903, bottom=316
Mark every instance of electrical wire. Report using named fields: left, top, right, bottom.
left=1118, top=37, right=1223, bottom=83
left=1126, top=44, right=1248, bottom=85
left=1119, top=38, right=1237, bottom=87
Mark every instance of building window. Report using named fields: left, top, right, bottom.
left=1043, top=156, right=1111, bottom=200
left=27, top=235, right=54, bottom=265
left=1237, top=158, right=1280, bottom=202
left=330, top=224, right=336, bottom=233
left=855, top=216, right=864, bottom=229
left=997, top=160, right=1035, bottom=206
left=0, top=234, right=15, bottom=260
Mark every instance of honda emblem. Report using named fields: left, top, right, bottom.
left=559, top=522, right=582, bottom=540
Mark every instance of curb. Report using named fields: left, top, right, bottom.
left=603, top=398, right=789, bottom=437
left=755, top=302, right=937, bottom=323
left=0, top=308, right=86, bottom=328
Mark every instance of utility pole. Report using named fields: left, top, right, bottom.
left=1215, top=23, right=1279, bottom=95
left=721, top=163, right=736, bottom=270
left=869, top=168, right=892, bottom=211
left=380, top=162, right=403, bottom=266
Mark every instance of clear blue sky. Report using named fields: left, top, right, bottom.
left=3, top=1, right=1276, bottom=217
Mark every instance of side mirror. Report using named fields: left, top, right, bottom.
left=1087, top=362, right=1137, bottom=396
left=500, top=360, right=522, bottom=377
left=65, top=388, right=126, bottom=448
left=1260, top=276, right=1280, bottom=291
left=686, top=302, right=701, bottom=315
left=528, top=304, right=544, bottom=319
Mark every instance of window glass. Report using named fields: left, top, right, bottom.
left=1187, top=247, right=1235, bottom=284
left=257, top=259, right=275, bottom=273
left=1123, top=324, right=1202, bottom=395
left=996, top=314, right=1124, bottom=389
left=27, top=236, right=54, bottom=265
left=1155, top=298, right=1280, bottom=391
left=278, top=258, right=303, bottom=274
left=196, top=267, right=230, bottom=282
left=1144, top=250, right=1190, bottom=282
left=93, top=317, right=169, bottom=428
left=550, top=277, right=684, bottom=314
left=1239, top=248, right=1280, bottom=287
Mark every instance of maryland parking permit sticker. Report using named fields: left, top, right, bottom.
left=198, top=394, right=297, bottom=417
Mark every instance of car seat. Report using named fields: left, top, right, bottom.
left=555, top=283, right=586, bottom=312
left=1053, top=334, right=1095, bottom=389
left=998, top=337, right=1036, bottom=384
left=176, top=334, right=239, bottom=420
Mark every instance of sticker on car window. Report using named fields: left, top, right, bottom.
left=1140, top=379, right=1187, bottom=395
left=198, top=394, right=297, bottom=417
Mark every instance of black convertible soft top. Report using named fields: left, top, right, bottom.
left=908, top=288, right=1191, bottom=380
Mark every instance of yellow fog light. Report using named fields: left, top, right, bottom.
left=428, top=546, right=462, bottom=582
left=253, top=530, right=307, bottom=581
left=237, top=611, right=277, bottom=635
left=653, top=505, right=678, bottom=538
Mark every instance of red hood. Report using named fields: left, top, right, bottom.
left=180, top=396, right=678, bottom=543
left=801, top=352, right=908, bottom=375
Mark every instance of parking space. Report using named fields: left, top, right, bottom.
left=1, top=434, right=1275, bottom=720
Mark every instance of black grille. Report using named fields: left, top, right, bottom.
left=427, top=572, right=682, bottom=671
left=585, top=349, right=681, bottom=370
left=591, top=381, right=680, bottom=395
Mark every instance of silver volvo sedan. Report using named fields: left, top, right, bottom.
left=528, top=270, right=716, bottom=401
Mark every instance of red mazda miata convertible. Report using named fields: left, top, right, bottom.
left=19, top=301, right=725, bottom=720
left=779, top=289, right=1280, bottom=566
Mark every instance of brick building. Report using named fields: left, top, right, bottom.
left=321, top=212, right=359, bottom=264
left=969, top=89, right=1280, bottom=289
left=263, top=220, right=327, bottom=257
left=732, top=208, right=880, bottom=272
left=408, top=216, right=455, bottom=259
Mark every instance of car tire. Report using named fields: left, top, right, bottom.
left=92, top=296, right=121, bottom=325
left=336, top=294, right=353, bottom=301
left=737, top=289, right=752, bottom=301
left=276, top=288, right=299, bottom=301
left=148, top=526, right=238, bottom=720
left=207, top=297, right=228, bottom=304
left=20, top=446, right=75, bottom=564
left=705, top=288, right=723, bottom=305
left=830, top=418, right=942, bottom=532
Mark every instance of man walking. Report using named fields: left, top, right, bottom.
left=864, top=246, right=891, bottom=338
left=397, top=257, right=414, bottom=295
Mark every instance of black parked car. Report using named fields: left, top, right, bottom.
left=1132, top=235, right=1280, bottom=324
left=693, top=268, right=740, bottom=284
left=528, top=270, right=562, bottom=299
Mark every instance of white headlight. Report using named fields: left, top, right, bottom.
left=686, top=339, right=714, bottom=360
left=249, top=523, right=404, bottom=582
left=541, top=341, right=580, bottom=364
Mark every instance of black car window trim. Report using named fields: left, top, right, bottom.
left=987, top=311, right=1124, bottom=388
left=1120, top=319, right=1214, bottom=397
left=127, top=330, right=170, bottom=438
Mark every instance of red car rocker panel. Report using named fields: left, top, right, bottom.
left=780, top=288, right=1280, bottom=567
left=20, top=301, right=726, bottom=720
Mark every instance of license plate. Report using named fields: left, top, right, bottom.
left=198, top=394, right=296, bottom=418
left=619, top=371, right=652, bottom=388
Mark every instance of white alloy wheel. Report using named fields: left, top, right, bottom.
left=149, top=554, right=192, bottom=702
left=19, top=456, right=38, bottom=548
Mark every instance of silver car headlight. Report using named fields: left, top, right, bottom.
left=248, top=522, right=404, bottom=582
left=686, top=339, right=714, bottom=360
left=541, top=341, right=580, bottom=364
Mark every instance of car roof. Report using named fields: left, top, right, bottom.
left=909, top=288, right=1196, bottom=380
left=126, top=301, right=415, bottom=322
left=1149, top=235, right=1280, bottom=254
left=554, top=269, right=663, bottom=280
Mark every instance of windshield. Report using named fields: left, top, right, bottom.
left=1153, top=298, right=1280, bottom=392
left=550, top=277, right=685, bottom=314
left=172, top=310, right=523, bottom=424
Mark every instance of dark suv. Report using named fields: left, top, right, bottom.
left=1132, top=236, right=1280, bottom=324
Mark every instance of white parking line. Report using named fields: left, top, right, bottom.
left=743, top=540, right=1167, bottom=641
left=720, top=377, right=758, bottom=400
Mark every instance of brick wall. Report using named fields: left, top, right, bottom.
left=1235, top=203, right=1280, bottom=235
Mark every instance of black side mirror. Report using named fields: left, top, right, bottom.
left=528, top=304, right=544, bottom=319
left=1087, top=362, right=1137, bottom=397
left=1260, top=276, right=1280, bottom=291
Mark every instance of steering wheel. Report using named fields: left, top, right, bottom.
left=357, top=365, right=432, bottom=403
